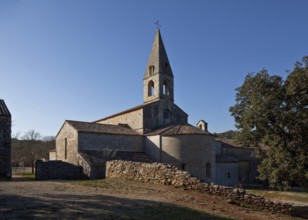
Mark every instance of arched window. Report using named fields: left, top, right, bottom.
left=149, top=65, right=155, bottom=75
left=163, top=80, right=169, bottom=95
left=206, top=162, right=211, bottom=179
left=148, top=80, right=155, bottom=96
left=64, top=137, right=68, bottom=160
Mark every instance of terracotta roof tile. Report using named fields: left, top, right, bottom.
left=146, top=124, right=212, bottom=136
left=66, top=120, right=140, bottom=136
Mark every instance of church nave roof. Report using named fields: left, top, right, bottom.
left=65, top=120, right=140, bottom=136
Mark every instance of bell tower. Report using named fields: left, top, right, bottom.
left=143, top=29, right=174, bottom=104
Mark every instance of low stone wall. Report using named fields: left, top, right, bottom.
left=36, top=160, right=86, bottom=180
left=106, top=160, right=307, bottom=217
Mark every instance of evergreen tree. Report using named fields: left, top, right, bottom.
left=230, top=57, right=308, bottom=190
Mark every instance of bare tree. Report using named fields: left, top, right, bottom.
left=17, top=130, right=44, bottom=173
left=22, top=129, right=42, bottom=141
left=12, top=131, right=21, bottom=140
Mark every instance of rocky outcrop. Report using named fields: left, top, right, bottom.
left=106, top=160, right=307, bottom=217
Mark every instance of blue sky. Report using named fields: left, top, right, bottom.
left=1, top=0, right=308, bottom=137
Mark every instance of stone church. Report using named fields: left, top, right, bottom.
left=52, top=29, right=257, bottom=185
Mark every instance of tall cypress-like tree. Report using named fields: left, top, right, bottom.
left=230, top=57, right=308, bottom=190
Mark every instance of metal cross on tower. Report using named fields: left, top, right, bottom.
left=154, top=20, right=161, bottom=29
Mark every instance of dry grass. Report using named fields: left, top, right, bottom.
left=246, top=189, right=308, bottom=205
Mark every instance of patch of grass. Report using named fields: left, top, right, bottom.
left=20, top=172, right=35, bottom=179
left=239, top=202, right=262, bottom=211
left=227, top=199, right=261, bottom=211
left=246, top=189, right=308, bottom=204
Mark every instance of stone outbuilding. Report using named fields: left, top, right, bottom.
left=55, top=120, right=151, bottom=179
left=215, top=138, right=259, bottom=186
left=0, top=99, right=12, bottom=179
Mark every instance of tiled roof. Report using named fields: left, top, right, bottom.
left=0, top=100, right=11, bottom=116
left=79, top=150, right=153, bottom=166
left=146, top=124, right=212, bottom=136
left=66, top=120, right=140, bottom=136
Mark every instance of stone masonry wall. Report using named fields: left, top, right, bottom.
left=96, top=108, right=144, bottom=134
left=0, top=115, right=11, bottom=179
left=106, top=160, right=307, bottom=218
left=36, top=160, right=86, bottom=180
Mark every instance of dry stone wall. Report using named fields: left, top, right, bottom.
left=106, top=160, right=307, bottom=218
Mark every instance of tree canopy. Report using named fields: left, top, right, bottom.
left=213, top=130, right=238, bottom=140
left=230, top=56, right=308, bottom=190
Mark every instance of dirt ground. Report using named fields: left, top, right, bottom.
left=0, top=175, right=301, bottom=220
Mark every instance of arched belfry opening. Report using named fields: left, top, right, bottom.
left=148, top=80, right=155, bottom=97
left=163, top=80, right=169, bottom=96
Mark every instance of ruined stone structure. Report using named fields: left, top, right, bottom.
left=50, top=29, right=257, bottom=185
left=0, top=99, right=11, bottom=179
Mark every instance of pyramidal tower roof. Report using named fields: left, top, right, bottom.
left=0, top=99, right=11, bottom=116
left=144, top=29, right=173, bottom=79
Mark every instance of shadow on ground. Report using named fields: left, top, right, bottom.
left=0, top=192, right=229, bottom=219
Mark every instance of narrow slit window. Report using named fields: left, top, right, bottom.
left=64, top=138, right=68, bottom=160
